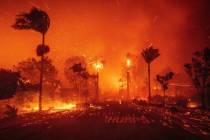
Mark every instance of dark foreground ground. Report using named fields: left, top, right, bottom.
left=0, top=102, right=210, bottom=140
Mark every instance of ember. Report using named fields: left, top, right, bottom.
left=187, top=102, right=199, bottom=109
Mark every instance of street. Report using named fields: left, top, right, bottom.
left=0, top=102, right=209, bottom=140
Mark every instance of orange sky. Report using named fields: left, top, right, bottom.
left=0, top=0, right=209, bottom=92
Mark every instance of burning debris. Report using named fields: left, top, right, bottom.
left=20, top=101, right=77, bottom=113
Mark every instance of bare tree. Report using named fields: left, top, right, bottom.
left=141, top=45, right=160, bottom=103
left=12, top=7, right=50, bottom=111
left=184, top=47, right=210, bottom=109
left=156, top=72, right=174, bottom=107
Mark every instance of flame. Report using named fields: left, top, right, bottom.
left=153, top=86, right=157, bottom=90
left=139, top=97, right=148, bottom=101
left=187, top=102, right=199, bottom=108
left=93, top=61, right=103, bottom=72
left=126, top=59, right=131, bottom=67
left=20, top=101, right=76, bottom=113
left=47, top=102, right=76, bottom=110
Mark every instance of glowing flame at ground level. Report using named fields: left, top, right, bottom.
left=20, top=101, right=77, bottom=113
left=187, top=102, right=199, bottom=109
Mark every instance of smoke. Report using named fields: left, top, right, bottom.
left=0, top=0, right=209, bottom=92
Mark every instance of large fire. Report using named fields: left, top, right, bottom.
left=20, top=101, right=76, bottom=113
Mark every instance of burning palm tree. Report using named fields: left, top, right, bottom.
left=12, top=7, right=50, bottom=111
left=141, top=45, right=160, bottom=103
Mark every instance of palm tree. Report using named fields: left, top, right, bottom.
left=156, top=72, right=174, bottom=107
left=141, top=45, right=160, bottom=103
left=12, top=7, right=50, bottom=111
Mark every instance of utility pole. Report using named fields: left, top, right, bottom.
left=126, top=71, right=130, bottom=100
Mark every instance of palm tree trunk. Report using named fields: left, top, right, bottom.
left=201, top=87, right=206, bottom=109
left=201, top=78, right=207, bottom=109
left=201, top=92, right=205, bottom=109
left=96, top=72, right=99, bottom=102
left=78, top=80, right=81, bottom=103
left=39, top=33, right=45, bottom=111
left=126, top=71, right=130, bottom=101
left=163, top=89, right=166, bottom=107
left=148, top=63, right=151, bottom=104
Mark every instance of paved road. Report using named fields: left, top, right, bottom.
left=0, top=103, right=209, bottom=140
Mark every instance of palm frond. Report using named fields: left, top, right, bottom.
left=141, top=46, right=160, bottom=63
left=12, top=7, right=50, bottom=34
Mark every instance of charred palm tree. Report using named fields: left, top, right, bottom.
left=156, top=72, right=174, bottom=107
left=12, top=7, right=50, bottom=111
left=141, top=45, right=160, bottom=103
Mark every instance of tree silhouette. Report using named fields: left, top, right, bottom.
left=141, top=45, right=160, bottom=103
left=156, top=72, right=174, bottom=107
left=64, top=56, right=89, bottom=101
left=70, top=63, right=89, bottom=79
left=0, top=69, right=21, bottom=100
left=12, top=7, right=50, bottom=111
left=14, top=57, right=59, bottom=105
left=71, top=63, right=90, bottom=102
left=14, top=57, right=58, bottom=87
left=184, top=47, right=210, bottom=109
